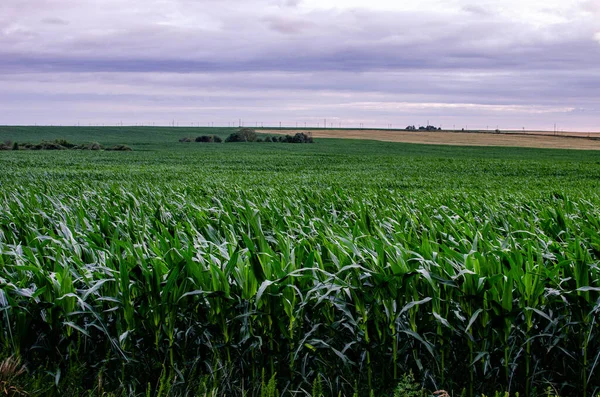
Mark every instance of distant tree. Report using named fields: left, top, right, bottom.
left=291, top=133, right=313, bottom=143
left=225, top=128, right=258, bottom=142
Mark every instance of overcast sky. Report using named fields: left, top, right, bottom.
left=1, top=0, right=599, bottom=130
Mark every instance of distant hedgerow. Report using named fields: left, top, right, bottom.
left=0, top=139, right=132, bottom=151
left=224, top=130, right=314, bottom=144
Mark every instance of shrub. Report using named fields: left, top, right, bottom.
left=194, top=135, right=222, bottom=143
left=54, top=139, right=76, bottom=148
left=291, top=132, right=313, bottom=143
left=39, top=141, right=67, bottom=150
left=179, top=137, right=193, bottom=143
left=12, top=142, right=19, bottom=151
left=88, top=142, right=103, bottom=150
left=195, top=135, right=214, bottom=143
left=225, top=128, right=257, bottom=142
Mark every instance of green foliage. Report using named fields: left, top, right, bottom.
left=393, top=372, right=426, bottom=397
left=259, top=133, right=313, bottom=143
left=1, top=126, right=600, bottom=396
left=226, top=128, right=258, bottom=142
left=1, top=138, right=132, bottom=151
left=194, top=135, right=221, bottom=143
left=311, top=376, right=323, bottom=397
left=260, top=370, right=278, bottom=397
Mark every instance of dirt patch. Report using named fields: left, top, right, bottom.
left=263, top=129, right=600, bottom=150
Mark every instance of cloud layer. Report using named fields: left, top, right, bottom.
left=1, top=0, right=599, bottom=130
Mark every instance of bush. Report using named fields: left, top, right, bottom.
left=12, top=142, right=19, bottom=151
left=179, top=137, right=193, bottom=143
left=194, top=135, right=222, bottom=143
left=39, top=141, right=67, bottom=150
left=225, top=128, right=257, bottom=142
left=54, top=139, right=76, bottom=148
left=291, top=132, right=313, bottom=143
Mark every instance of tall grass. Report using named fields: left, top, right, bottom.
left=1, top=184, right=598, bottom=396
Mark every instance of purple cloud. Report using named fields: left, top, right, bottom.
left=0, top=0, right=598, bottom=131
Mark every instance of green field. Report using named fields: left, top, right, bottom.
left=1, top=126, right=599, bottom=396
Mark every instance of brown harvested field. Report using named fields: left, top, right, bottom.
left=265, top=129, right=600, bottom=150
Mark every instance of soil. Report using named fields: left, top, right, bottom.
left=264, top=129, right=600, bottom=150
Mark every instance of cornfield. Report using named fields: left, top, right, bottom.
left=1, top=127, right=599, bottom=396
left=1, top=185, right=599, bottom=396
